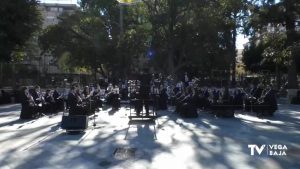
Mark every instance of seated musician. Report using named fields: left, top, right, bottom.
left=174, top=88, right=186, bottom=113
left=233, top=89, right=244, bottom=108
left=291, top=90, right=300, bottom=104
left=257, top=85, right=278, bottom=116
left=106, top=83, right=114, bottom=105
left=44, top=89, right=55, bottom=114
left=130, top=86, right=142, bottom=115
left=111, top=85, right=121, bottom=110
left=92, top=84, right=103, bottom=110
left=178, top=86, right=198, bottom=118
left=253, top=84, right=264, bottom=99
left=0, top=90, right=11, bottom=104
left=29, top=86, right=44, bottom=114
left=120, top=82, right=129, bottom=100
left=53, top=86, right=64, bottom=112
left=82, top=86, right=97, bottom=115
left=158, top=86, right=168, bottom=110
left=151, top=83, right=160, bottom=110
left=67, top=86, right=88, bottom=116
left=20, top=87, right=39, bottom=119
left=30, top=86, right=42, bottom=105
left=245, top=84, right=263, bottom=111
left=82, top=86, right=92, bottom=101
left=212, top=89, right=220, bottom=104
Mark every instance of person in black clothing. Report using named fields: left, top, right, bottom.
left=44, top=89, right=55, bottom=114
left=29, top=86, right=44, bottom=114
left=233, top=89, right=244, bottom=109
left=120, top=81, right=129, bottom=100
left=245, top=84, right=263, bottom=111
left=30, top=86, right=42, bottom=105
left=1, top=90, right=11, bottom=104
left=138, top=68, right=152, bottom=116
left=177, top=86, right=198, bottom=118
left=291, top=90, right=300, bottom=104
left=252, top=84, right=264, bottom=99
left=53, top=87, right=64, bottom=112
left=92, top=84, right=103, bottom=110
left=20, top=87, right=39, bottom=119
left=257, top=85, right=278, bottom=116
left=67, top=86, right=87, bottom=116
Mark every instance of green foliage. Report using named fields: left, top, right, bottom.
left=0, top=0, right=41, bottom=62
left=244, top=0, right=300, bottom=88
left=40, top=0, right=249, bottom=79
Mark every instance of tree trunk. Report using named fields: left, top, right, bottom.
left=0, top=62, right=3, bottom=86
left=285, top=0, right=298, bottom=89
left=231, top=27, right=237, bottom=87
left=167, top=0, right=176, bottom=75
left=276, top=63, right=281, bottom=90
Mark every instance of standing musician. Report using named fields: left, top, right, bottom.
left=67, top=86, right=88, bottom=115
left=20, top=87, right=39, bottom=119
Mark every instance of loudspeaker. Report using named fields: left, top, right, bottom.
left=61, top=115, right=88, bottom=130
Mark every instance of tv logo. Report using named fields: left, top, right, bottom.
left=248, top=144, right=287, bottom=156
left=248, top=144, right=266, bottom=155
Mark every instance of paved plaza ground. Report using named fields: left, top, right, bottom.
left=0, top=102, right=299, bottom=169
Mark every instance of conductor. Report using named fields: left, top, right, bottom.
left=138, top=68, right=152, bottom=116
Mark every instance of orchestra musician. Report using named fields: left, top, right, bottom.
left=106, top=84, right=120, bottom=110
left=44, top=89, right=55, bottom=114
left=158, top=85, right=168, bottom=110
left=92, top=84, right=103, bottom=110
left=53, top=86, right=64, bottom=112
left=256, top=84, right=278, bottom=116
left=29, top=85, right=44, bottom=114
left=20, top=87, right=39, bottom=119
left=67, top=86, right=88, bottom=116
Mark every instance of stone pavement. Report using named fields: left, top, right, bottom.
left=0, top=103, right=299, bottom=169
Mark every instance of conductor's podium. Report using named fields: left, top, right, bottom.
left=128, top=98, right=157, bottom=120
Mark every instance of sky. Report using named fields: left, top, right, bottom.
left=236, top=34, right=249, bottom=49
left=42, top=0, right=249, bottom=49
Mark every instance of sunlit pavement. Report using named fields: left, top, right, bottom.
left=0, top=103, right=299, bottom=169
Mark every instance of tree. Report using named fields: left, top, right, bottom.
left=41, top=0, right=252, bottom=83
left=0, top=0, right=41, bottom=62
left=245, top=0, right=300, bottom=88
left=39, top=11, right=115, bottom=79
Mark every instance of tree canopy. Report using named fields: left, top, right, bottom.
left=0, top=0, right=41, bottom=62
left=243, top=0, right=300, bottom=88
left=40, top=0, right=247, bottom=81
